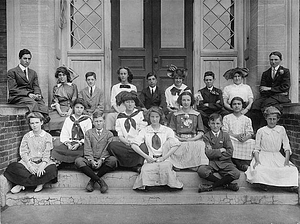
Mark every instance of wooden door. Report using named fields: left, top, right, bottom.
left=111, top=0, right=193, bottom=93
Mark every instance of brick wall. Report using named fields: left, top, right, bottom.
left=280, top=113, right=300, bottom=169
left=0, top=114, right=29, bottom=174
left=0, top=0, right=7, bottom=103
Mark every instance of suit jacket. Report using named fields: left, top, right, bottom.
left=197, top=87, right=224, bottom=113
left=7, top=65, right=42, bottom=103
left=203, top=130, right=234, bottom=170
left=139, top=86, right=167, bottom=111
left=260, top=66, right=290, bottom=98
left=83, top=128, right=113, bottom=161
left=78, top=86, right=104, bottom=114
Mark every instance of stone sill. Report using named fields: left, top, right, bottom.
left=282, top=103, right=300, bottom=114
left=0, top=104, right=28, bottom=116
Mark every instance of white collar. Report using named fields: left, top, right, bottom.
left=211, top=130, right=220, bottom=137
left=19, top=64, right=27, bottom=72
left=57, top=82, right=72, bottom=87
left=207, top=86, right=213, bottom=91
left=29, top=130, right=46, bottom=137
left=149, top=86, right=157, bottom=92
left=273, top=65, right=280, bottom=71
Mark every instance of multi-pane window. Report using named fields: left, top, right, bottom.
left=203, top=0, right=235, bottom=50
left=70, top=0, right=103, bottom=49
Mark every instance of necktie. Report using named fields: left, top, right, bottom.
left=24, top=69, right=28, bottom=80
left=90, top=87, right=93, bottom=97
left=272, top=68, right=276, bottom=79
left=152, top=132, right=161, bottom=150
left=151, top=88, right=154, bottom=96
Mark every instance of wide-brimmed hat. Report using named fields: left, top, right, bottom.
left=61, top=65, right=79, bottom=81
left=116, top=91, right=140, bottom=106
left=166, top=64, right=188, bottom=79
left=223, top=67, right=249, bottom=80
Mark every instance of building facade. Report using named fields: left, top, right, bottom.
left=1, top=0, right=299, bottom=107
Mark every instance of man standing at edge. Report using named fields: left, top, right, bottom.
left=7, top=49, right=50, bottom=123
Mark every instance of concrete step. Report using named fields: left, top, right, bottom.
left=2, top=170, right=299, bottom=206
left=48, top=170, right=249, bottom=189
left=6, top=187, right=298, bottom=206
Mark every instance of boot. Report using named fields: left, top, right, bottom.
left=97, top=178, right=108, bottom=193
left=86, top=179, right=95, bottom=192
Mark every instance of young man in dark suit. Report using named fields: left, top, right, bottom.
left=250, top=51, right=291, bottom=132
left=7, top=49, right=49, bottom=122
left=139, top=72, right=167, bottom=113
left=78, top=72, right=104, bottom=116
left=196, top=71, right=229, bottom=128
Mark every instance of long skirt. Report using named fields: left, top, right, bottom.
left=163, top=139, right=209, bottom=169
left=133, top=161, right=183, bottom=190
left=51, top=143, right=84, bottom=163
left=4, top=162, right=57, bottom=187
left=245, top=151, right=298, bottom=187
left=107, top=141, right=147, bottom=168
left=48, top=105, right=70, bottom=131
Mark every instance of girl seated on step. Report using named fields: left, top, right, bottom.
left=222, top=97, right=255, bottom=171
left=168, top=91, right=209, bottom=171
left=245, top=106, right=298, bottom=192
left=51, top=98, right=92, bottom=165
left=4, top=112, right=57, bottom=194
left=131, top=107, right=183, bottom=191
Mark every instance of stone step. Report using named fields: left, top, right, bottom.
left=6, top=187, right=298, bottom=206
left=48, top=170, right=249, bottom=189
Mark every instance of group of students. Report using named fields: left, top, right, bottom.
left=3, top=49, right=298, bottom=194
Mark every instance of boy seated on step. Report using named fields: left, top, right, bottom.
left=197, top=113, right=240, bottom=192
left=75, top=112, right=117, bottom=193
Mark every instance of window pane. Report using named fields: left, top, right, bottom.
left=161, top=0, right=184, bottom=48
left=70, top=0, right=103, bottom=49
left=120, top=0, right=143, bottom=48
left=203, top=0, right=235, bottom=50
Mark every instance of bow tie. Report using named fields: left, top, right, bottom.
left=170, top=87, right=181, bottom=96
left=120, top=84, right=130, bottom=89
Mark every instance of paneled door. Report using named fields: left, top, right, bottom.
left=111, top=0, right=193, bottom=92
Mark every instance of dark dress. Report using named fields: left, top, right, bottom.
left=4, top=130, right=57, bottom=186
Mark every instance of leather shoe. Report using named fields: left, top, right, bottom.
left=34, top=184, right=44, bottom=192
left=11, top=185, right=25, bottom=194
left=224, top=183, right=239, bottom=191
left=198, top=184, right=213, bottom=193
left=86, top=179, right=95, bottom=192
left=97, top=178, right=108, bottom=193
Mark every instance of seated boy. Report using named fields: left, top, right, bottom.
left=197, top=113, right=240, bottom=192
left=75, top=112, right=117, bottom=193
left=78, top=72, right=104, bottom=116
left=139, top=72, right=167, bottom=114
left=195, top=71, right=229, bottom=128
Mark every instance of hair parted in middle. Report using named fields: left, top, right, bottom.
left=177, top=91, right=195, bottom=106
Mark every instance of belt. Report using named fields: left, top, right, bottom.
left=153, top=154, right=162, bottom=158
left=30, top=159, right=42, bottom=164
